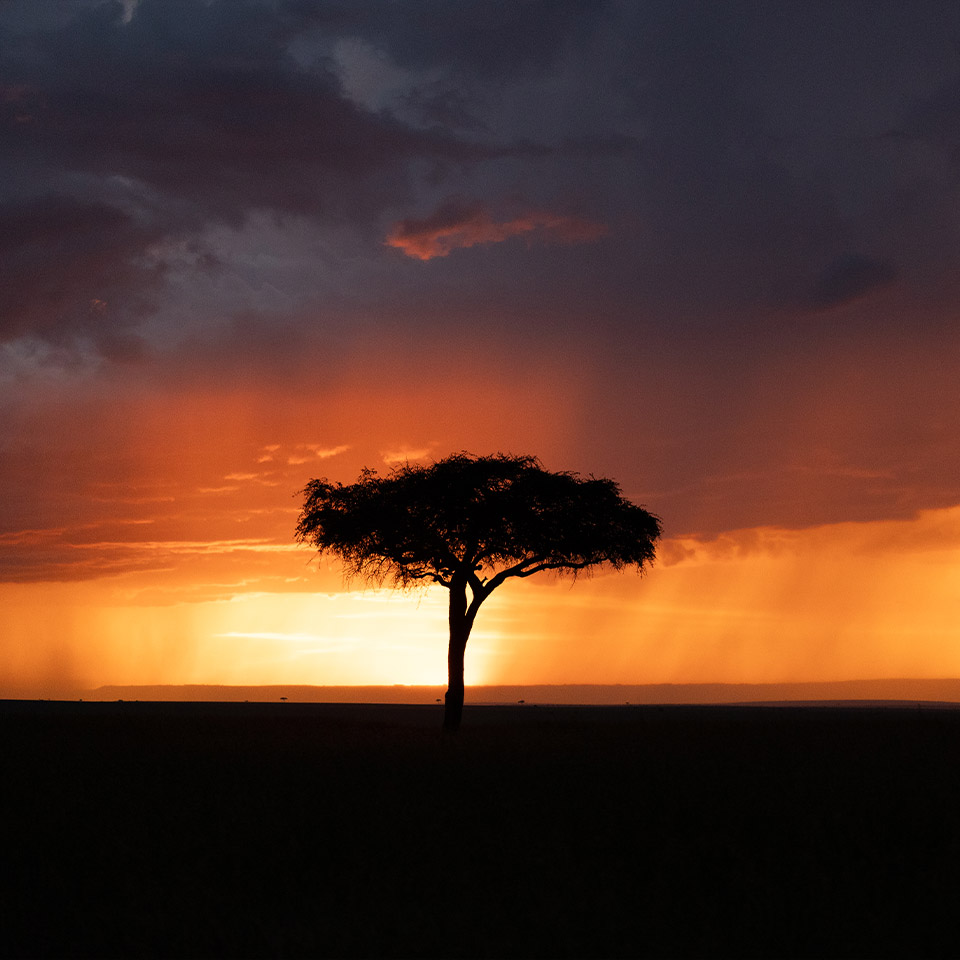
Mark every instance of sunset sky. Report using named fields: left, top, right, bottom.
left=3, top=0, right=960, bottom=698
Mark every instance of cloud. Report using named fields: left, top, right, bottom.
left=341, top=0, right=606, bottom=80
left=3, top=0, right=960, bottom=552
left=0, top=0, right=492, bottom=356
left=0, top=194, right=164, bottom=351
left=0, top=523, right=302, bottom=585
left=303, top=444, right=351, bottom=459
left=382, top=446, right=434, bottom=464
left=807, top=254, right=897, bottom=310
left=385, top=198, right=608, bottom=260
left=286, top=444, right=350, bottom=465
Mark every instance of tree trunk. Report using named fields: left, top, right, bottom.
left=444, top=629, right=467, bottom=732
left=443, top=578, right=473, bottom=732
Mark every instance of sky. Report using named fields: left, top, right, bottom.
left=3, top=0, right=960, bottom=698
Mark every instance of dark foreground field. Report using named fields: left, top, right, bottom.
left=3, top=701, right=960, bottom=958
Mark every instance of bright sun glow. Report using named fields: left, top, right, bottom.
left=3, top=506, right=960, bottom=698
left=0, top=583, right=502, bottom=695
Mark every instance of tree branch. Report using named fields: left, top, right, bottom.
left=405, top=569, right=452, bottom=588
left=480, top=556, right=545, bottom=596
left=511, top=558, right=593, bottom=578
left=477, top=555, right=599, bottom=596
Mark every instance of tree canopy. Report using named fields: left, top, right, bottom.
left=296, top=453, right=660, bottom=586
left=295, top=452, right=661, bottom=729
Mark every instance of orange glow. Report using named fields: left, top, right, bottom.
left=0, top=356, right=584, bottom=584
left=0, top=581, right=496, bottom=696
left=484, top=506, right=960, bottom=684
left=3, top=506, right=960, bottom=698
left=385, top=200, right=608, bottom=260
left=4, top=349, right=960, bottom=701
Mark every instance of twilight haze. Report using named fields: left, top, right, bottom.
left=2, top=0, right=960, bottom=698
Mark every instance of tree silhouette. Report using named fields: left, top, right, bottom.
left=295, top=453, right=661, bottom=730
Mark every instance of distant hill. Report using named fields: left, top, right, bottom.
left=83, top=679, right=960, bottom=704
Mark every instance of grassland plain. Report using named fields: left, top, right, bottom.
left=3, top=701, right=960, bottom=958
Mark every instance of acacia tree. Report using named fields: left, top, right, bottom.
left=295, top=453, right=661, bottom=730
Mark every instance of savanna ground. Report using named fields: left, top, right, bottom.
left=3, top=700, right=959, bottom=958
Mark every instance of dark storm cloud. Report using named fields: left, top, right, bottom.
left=341, top=0, right=606, bottom=78
left=6, top=0, right=956, bottom=359
left=807, top=254, right=897, bottom=311
left=0, top=0, right=503, bottom=353
left=10, top=1, right=483, bottom=218
left=4, top=0, right=960, bottom=539
left=563, top=2, right=960, bottom=319
left=890, top=45, right=960, bottom=164
left=398, top=82, right=489, bottom=133
left=0, top=194, right=163, bottom=354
